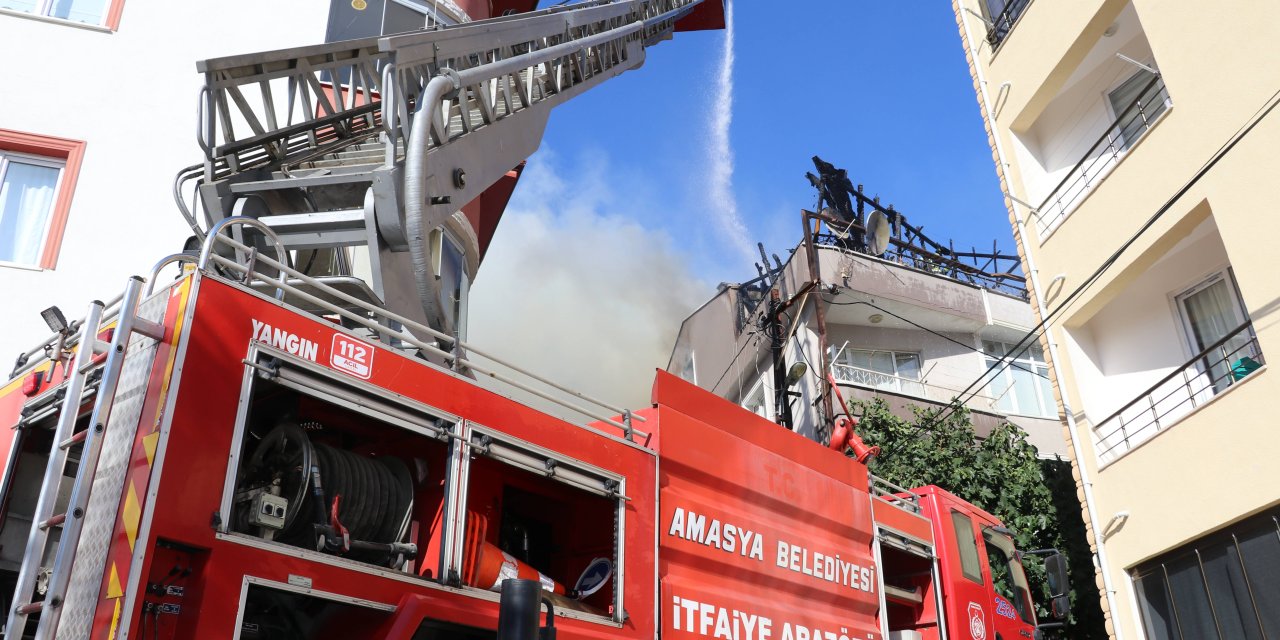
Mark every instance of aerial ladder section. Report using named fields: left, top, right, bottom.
left=186, top=0, right=708, bottom=339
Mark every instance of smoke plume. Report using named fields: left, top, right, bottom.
left=466, top=152, right=708, bottom=416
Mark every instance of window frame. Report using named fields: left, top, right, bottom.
left=982, top=340, right=1056, bottom=418
left=830, top=346, right=923, bottom=394
left=0, top=151, right=64, bottom=269
left=1130, top=510, right=1280, bottom=640
left=1104, top=68, right=1171, bottom=152
left=950, top=510, right=984, bottom=585
left=0, top=129, right=86, bottom=270
left=0, top=0, right=125, bottom=30
left=741, top=375, right=770, bottom=418
left=1172, top=269, right=1249, bottom=358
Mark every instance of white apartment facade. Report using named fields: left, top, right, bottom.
left=0, top=0, right=336, bottom=371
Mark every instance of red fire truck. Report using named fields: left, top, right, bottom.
left=0, top=1, right=1069, bottom=638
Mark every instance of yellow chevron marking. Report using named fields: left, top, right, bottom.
left=142, top=432, right=159, bottom=466
left=106, top=563, right=124, bottom=599
left=107, top=598, right=121, bottom=639
left=147, top=277, right=191, bottom=431
left=122, top=483, right=141, bottom=552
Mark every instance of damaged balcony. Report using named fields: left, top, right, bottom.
left=1094, top=321, right=1264, bottom=464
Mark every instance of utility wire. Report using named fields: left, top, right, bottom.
left=922, top=85, right=1280, bottom=432
left=820, top=293, right=1052, bottom=381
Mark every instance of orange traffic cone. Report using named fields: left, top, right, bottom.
left=468, top=540, right=566, bottom=595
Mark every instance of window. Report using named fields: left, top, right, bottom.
left=980, top=0, right=1031, bottom=47
left=677, top=350, right=697, bottom=385
left=741, top=376, right=769, bottom=418
left=433, top=228, right=469, bottom=339
left=1175, top=270, right=1256, bottom=395
left=0, top=0, right=123, bottom=28
left=983, top=340, right=1056, bottom=418
left=830, top=347, right=922, bottom=395
left=951, top=510, right=983, bottom=584
left=982, top=528, right=1034, bottom=624
left=0, top=130, right=85, bottom=270
left=1108, top=70, right=1170, bottom=151
left=1132, top=510, right=1280, bottom=640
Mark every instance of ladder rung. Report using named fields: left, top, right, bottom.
left=15, top=601, right=43, bottom=615
left=58, top=430, right=87, bottom=450
left=39, top=513, right=66, bottom=530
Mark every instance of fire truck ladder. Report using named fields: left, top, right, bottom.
left=189, top=0, right=705, bottom=336
left=6, top=278, right=167, bottom=639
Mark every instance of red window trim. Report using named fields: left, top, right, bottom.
left=0, top=129, right=87, bottom=270
left=104, top=0, right=125, bottom=31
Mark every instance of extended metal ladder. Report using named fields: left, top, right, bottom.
left=186, top=0, right=706, bottom=338
left=6, top=277, right=166, bottom=639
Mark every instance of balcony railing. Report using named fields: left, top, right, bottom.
left=985, top=0, right=1032, bottom=49
left=1034, top=74, right=1170, bottom=236
left=832, top=363, right=927, bottom=398
left=1094, top=321, right=1264, bottom=464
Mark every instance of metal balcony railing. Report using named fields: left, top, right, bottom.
left=1034, top=74, right=1170, bottom=236
left=1094, top=321, right=1264, bottom=464
left=832, top=363, right=927, bottom=398
left=985, top=0, right=1032, bottom=49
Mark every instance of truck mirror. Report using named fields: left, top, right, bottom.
left=1044, top=551, right=1070, bottom=620
left=1052, top=594, right=1071, bottom=620
left=1044, top=552, right=1069, bottom=598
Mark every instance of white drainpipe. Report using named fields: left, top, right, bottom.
left=957, top=8, right=1125, bottom=638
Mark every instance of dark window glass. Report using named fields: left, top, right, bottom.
left=1134, top=571, right=1180, bottom=640
left=1133, top=512, right=1280, bottom=640
left=1236, top=518, right=1280, bottom=636
left=1200, top=543, right=1264, bottom=640
left=1164, top=554, right=1219, bottom=640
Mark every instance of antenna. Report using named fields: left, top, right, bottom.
left=864, top=210, right=891, bottom=256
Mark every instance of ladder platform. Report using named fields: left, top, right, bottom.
left=257, top=209, right=367, bottom=250
left=229, top=171, right=375, bottom=194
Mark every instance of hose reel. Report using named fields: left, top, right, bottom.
left=235, top=422, right=417, bottom=568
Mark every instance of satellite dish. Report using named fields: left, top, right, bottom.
left=572, top=557, right=613, bottom=600
left=865, top=210, right=891, bottom=256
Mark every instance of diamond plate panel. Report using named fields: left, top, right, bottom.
left=55, top=292, right=169, bottom=639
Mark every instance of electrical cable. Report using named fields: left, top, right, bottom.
left=820, top=294, right=1052, bottom=380
left=920, top=85, right=1280, bottom=432
left=707, top=327, right=763, bottom=395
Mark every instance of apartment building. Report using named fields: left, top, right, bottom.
left=0, top=0, right=337, bottom=369
left=666, top=167, right=1067, bottom=459
left=954, top=1, right=1280, bottom=638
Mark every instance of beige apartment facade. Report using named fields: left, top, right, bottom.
left=952, top=1, right=1280, bottom=638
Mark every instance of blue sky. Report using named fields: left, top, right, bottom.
left=520, top=0, right=1014, bottom=285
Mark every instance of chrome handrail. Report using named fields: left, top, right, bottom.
left=1034, top=74, right=1169, bottom=234
left=200, top=231, right=649, bottom=441
left=1094, top=321, right=1262, bottom=460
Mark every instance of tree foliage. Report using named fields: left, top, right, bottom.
left=850, top=398, right=1107, bottom=639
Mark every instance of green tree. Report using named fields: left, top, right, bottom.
left=850, top=398, right=1107, bottom=639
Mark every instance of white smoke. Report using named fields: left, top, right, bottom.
left=466, top=151, right=708, bottom=415
left=705, top=0, right=753, bottom=265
